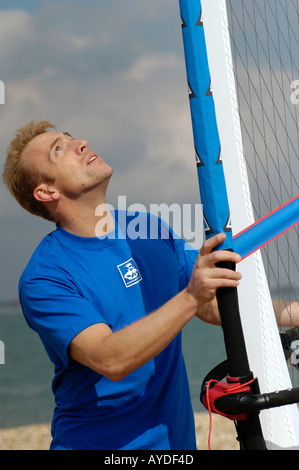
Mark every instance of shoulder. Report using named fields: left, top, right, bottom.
left=19, top=228, right=73, bottom=292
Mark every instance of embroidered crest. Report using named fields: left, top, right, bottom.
left=117, top=258, right=142, bottom=288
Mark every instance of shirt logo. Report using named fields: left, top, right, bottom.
left=117, top=258, right=142, bottom=288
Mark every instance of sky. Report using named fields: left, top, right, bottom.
left=0, top=0, right=199, bottom=301
left=1, top=1, right=297, bottom=303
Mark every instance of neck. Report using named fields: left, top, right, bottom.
left=53, top=195, right=115, bottom=238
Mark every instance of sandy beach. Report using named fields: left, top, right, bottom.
left=0, top=412, right=239, bottom=450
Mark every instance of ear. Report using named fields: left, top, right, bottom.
left=33, top=184, right=61, bottom=203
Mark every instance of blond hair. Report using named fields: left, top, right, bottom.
left=3, top=120, right=56, bottom=221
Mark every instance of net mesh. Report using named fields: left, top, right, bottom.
left=226, top=0, right=299, bottom=382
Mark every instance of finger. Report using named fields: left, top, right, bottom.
left=208, top=277, right=241, bottom=289
left=209, top=249, right=242, bottom=265
left=197, top=248, right=241, bottom=268
left=202, top=270, right=242, bottom=289
left=200, top=233, right=226, bottom=256
left=207, top=267, right=242, bottom=281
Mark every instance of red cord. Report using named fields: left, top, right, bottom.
left=206, top=379, right=218, bottom=450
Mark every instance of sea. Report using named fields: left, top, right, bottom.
left=0, top=307, right=226, bottom=429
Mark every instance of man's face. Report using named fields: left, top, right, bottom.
left=22, top=131, right=113, bottom=199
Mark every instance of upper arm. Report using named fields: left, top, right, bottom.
left=68, top=322, right=116, bottom=376
left=19, top=276, right=110, bottom=369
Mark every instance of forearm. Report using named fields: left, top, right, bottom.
left=110, top=289, right=198, bottom=378
left=196, top=297, right=299, bottom=328
left=197, top=297, right=299, bottom=328
left=70, top=288, right=199, bottom=381
left=273, top=298, right=299, bottom=327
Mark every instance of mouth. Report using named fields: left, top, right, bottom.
left=87, top=153, right=98, bottom=165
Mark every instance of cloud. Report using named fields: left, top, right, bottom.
left=0, top=0, right=193, bottom=181
left=0, top=0, right=198, bottom=300
left=0, top=10, right=34, bottom=63
left=122, top=53, right=181, bottom=82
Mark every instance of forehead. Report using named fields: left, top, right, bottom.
left=21, top=131, right=68, bottom=163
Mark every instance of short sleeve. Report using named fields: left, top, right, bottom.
left=19, top=275, right=107, bottom=368
left=151, top=214, right=198, bottom=291
left=172, top=237, right=198, bottom=291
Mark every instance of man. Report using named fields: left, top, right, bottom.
left=3, top=120, right=242, bottom=450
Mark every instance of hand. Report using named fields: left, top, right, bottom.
left=186, top=233, right=242, bottom=307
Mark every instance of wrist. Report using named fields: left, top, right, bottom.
left=183, top=287, right=201, bottom=317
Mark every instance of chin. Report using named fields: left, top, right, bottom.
left=99, top=165, right=113, bottom=187
left=104, top=164, right=113, bottom=179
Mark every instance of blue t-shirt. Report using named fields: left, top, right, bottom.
left=19, top=211, right=198, bottom=450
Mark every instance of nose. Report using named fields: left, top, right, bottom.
left=73, top=139, right=88, bottom=154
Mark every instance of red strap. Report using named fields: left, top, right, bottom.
left=203, top=377, right=255, bottom=450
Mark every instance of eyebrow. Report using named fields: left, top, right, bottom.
left=48, top=132, right=73, bottom=158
